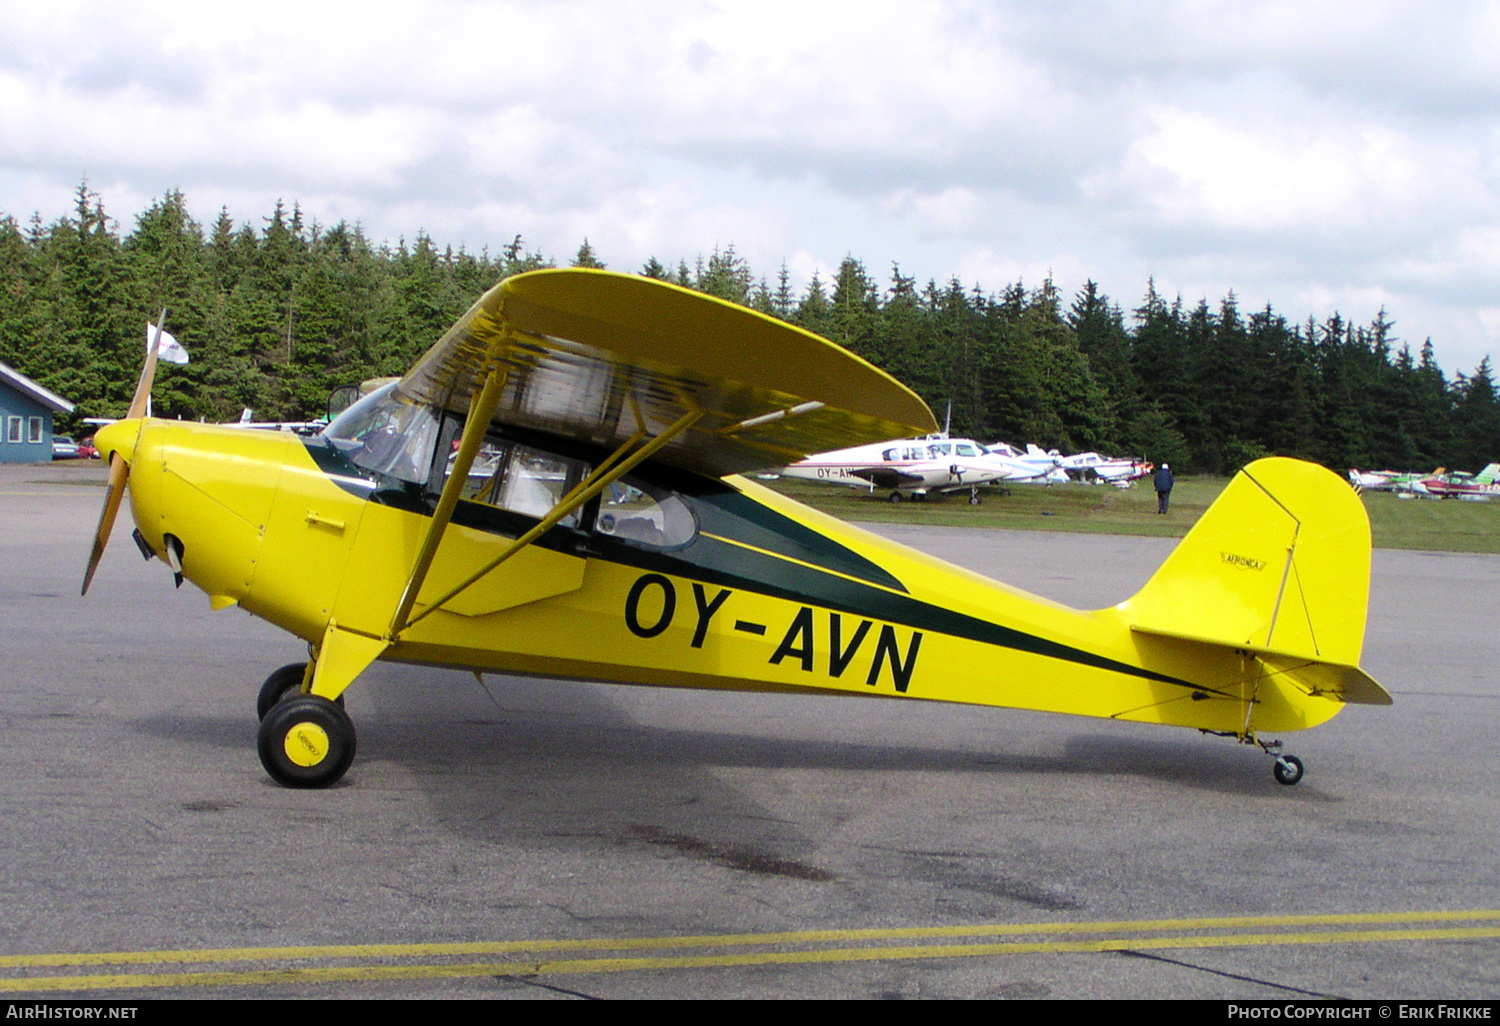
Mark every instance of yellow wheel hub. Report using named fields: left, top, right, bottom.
left=284, top=722, right=330, bottom=767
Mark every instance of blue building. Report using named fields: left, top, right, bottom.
left=0, top=362, right=76, bottom=464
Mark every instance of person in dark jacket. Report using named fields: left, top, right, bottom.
left=1153, top=463, right=1174, bottom=514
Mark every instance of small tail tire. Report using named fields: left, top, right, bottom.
left=258, top=695, right=357, bottom=788
left=256, top=662, right=343, bottom=721
left=1273, top=754, right=1304, bottom=786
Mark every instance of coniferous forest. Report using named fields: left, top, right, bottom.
left=4, top=185, right=1498, bottom=476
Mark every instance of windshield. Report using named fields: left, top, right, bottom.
left=322, top=383, right=440, bottom=484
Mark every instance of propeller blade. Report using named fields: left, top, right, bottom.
left=81, top=309, right=167, bottom=596
left=81, top=453, right=128, bottom=596
left=128, top=311, right=167, bottom=420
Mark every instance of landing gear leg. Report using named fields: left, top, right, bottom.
left=256, top=660, right=344, bottom=721
left=252, top=623, right=386, bottom=788
left=968, top=485, right=982, bottom=506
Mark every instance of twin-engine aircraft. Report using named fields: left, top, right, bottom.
left=85, top=269, right=1389, bottom=789
left=782, top=436, right=1061, bottom=503
left=780, top=436, right=1018, bottom=503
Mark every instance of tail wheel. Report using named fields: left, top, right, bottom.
left=258, top=695, right=357, bottom=788
left=256, top=662, right=343, bottom=721
left=1273, top=754, right=1305, bottom=786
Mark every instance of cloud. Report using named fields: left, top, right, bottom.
left=2, top=0, right=1499, bottom=368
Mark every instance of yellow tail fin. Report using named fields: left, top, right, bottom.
left=1121, top=457, right=1389, bottom=705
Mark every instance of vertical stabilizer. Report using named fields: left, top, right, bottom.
left=1120, top=458, right=1373, bottom=668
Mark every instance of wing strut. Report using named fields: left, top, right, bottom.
left=394, top=407, right=703, bottom=637
left=387, top=363, right=510, bottom=639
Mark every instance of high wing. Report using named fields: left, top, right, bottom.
left=396, top=269, right=937, bottom=478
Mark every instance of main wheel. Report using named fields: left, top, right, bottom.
left=1273, top=754, right=1304, bottom=786
left=257, top=663, right=308, bottom=721
left=256, top=662, right=343, bottom=721
left=258, top=695, right=357, bottom=788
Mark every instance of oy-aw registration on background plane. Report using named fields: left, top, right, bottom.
left=85, top=269, right=1389, bottom=790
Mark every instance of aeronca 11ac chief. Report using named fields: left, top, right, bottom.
left=85, top=269, right=1389, bottom=789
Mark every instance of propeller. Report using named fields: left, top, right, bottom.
left=81, top=310, right=166, bottom=596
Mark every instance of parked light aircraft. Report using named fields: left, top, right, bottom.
left=85, top=270, right=1388, bottom=790
left=1348, top=469, right=1399, bottom=493
left=978, top=442, right=1068, bottom=485
left=783, top=437, right=1058, bottom=503
left=1415, top=464, right=1500, bottom=500
left=1349, top=465, right=1500, bottom=499
left=1060, top=451, right=1154, bottom=486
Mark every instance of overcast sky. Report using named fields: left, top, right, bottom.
left=4, top=0, right=1499, bottom=373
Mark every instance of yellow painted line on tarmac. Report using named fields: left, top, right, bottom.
left=2, top=910, right=1497, bottom=993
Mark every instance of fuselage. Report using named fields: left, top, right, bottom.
left=100, top=414, right=1345, bottom=736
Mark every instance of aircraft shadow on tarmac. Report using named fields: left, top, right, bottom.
left=126, top=667, right=1327, bottom=807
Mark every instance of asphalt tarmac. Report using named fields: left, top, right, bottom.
left=1, top=462, right=1496, bottom=999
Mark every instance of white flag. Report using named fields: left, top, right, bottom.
left=147, top=323, right=189, bottom=365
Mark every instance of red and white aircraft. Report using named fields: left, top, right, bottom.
left=1413, top=464, right=1500, bottom=499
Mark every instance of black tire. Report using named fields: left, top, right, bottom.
left=968, top=493, right=982, bottom=506
left=888, top=491, right=903, bottom=504
left=258, top=695, right=357, bottom=788
left=256, top=662, right=343, bottom=721
left=257, top=663, right=308, bottom=721
left=1273, top=754, right=1304, bottom=786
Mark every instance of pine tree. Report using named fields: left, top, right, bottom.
left=571, top=239, right=605, bottom=269
left=695, top=245, right=753, bottom=305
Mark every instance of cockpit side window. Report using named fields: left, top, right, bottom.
left=433, top=419, right=590, bottom=530
left=495, top=445, right=588, bottom=526
left=595, top=477, right=697, bottom=549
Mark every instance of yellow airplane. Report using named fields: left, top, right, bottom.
left=85, top=269, right=1389, bottom=789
